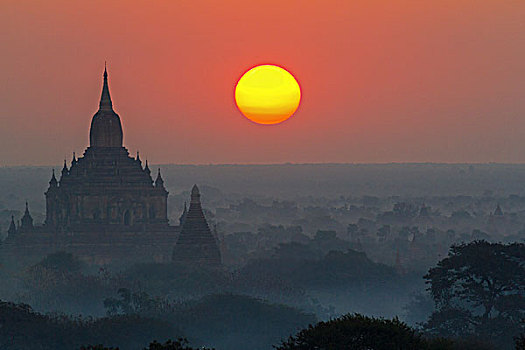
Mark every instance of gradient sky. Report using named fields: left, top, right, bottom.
left=1, top=0, right=525, bottom=165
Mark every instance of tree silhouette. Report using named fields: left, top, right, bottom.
left=275, top=313, right=427, bottom=350
left=424, top=241, right=524, bottom=320
left=423, top=241, right=525, bottom=348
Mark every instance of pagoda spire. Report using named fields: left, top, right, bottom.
left=49, top=169, right=58, bottom=187
left=20, top=201, right=34, bottom=232
left=7, top=215, right=16, bottom=237
left=90, top=65, right=123, bottom=148
left=155, top=168, right=165, bottom=188
left=191, top=184, right=200, bottom=204
left=61, top=159, right=68, bottom=176
left=99, top=63, right=113, bottom=111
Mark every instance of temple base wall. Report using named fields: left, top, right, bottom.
left=0, top=227, right=179, bottom=267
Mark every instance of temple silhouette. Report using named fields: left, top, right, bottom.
left=2, top=67, right=221, bottom=267
left=173, top=185, right=222, bottom=266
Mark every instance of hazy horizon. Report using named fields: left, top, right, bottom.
left=6, top=161, right=525, bottom=168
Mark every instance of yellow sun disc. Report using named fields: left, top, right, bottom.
left=235, top=64, right=301, bottom=125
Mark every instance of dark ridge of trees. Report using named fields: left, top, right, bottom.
left=2, top=293, right=314, bottom=350
left=19, top=253, right=123, bottom=316
left=239, top=244, right=398, bottom=289
left=0, top=300, right=181, bottom=350
left=174, top=294, right=315, bottom=349
left=120, top=262, right=230, bottom=298
left=143, top=339, right=214, bottom=350
left=103, top=293, right=316, bottom=350
left=81, top=338, right=214, bottom=350
left=274, top=313, right=494, bottom=350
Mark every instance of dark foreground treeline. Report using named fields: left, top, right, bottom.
left=1, top=303, right=521, bottom=350
left=0, top=295, right=314, bottom=350
left=0, top=300, right=177, bottom=350
left=1, top=241, right=523, bottom=349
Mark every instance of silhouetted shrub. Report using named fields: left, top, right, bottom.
left=276, top=313, right=426, bottom=349
left=275, top=313, right=495, bottom=350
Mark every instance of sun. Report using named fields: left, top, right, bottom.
left=235, top=65, right=301, bottom=125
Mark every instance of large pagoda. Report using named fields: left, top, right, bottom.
left=44, top=67, right=169, bottom=233
left=2, top=67, right=223, bottom=267
left=1, top=67, right=179, bottom=265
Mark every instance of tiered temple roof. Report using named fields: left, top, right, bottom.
left=172, top=185, right=221, bottom=266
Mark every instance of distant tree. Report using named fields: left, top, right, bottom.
left=425, top=228, right=436, bottom=242
left=271, top=242, right=318, bottom=261
left=37, top=251, right=83, bottom=273
left=361, top=195, right=380, bottom=206
left=104, top=288, right=164, bottom=316
left=393, top=202, right=418, bottom=219
left=347, top=223, right=358, bottom=240
left=314, top=230, right=337, bottom=240
left=376, top=225, right=391, bottom=240
left=450, top=210, right=471, bottom=220
left=398, top=226, right=417, bottom=240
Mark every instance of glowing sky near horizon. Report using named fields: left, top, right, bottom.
left=1, top=1, right=525, bottom=165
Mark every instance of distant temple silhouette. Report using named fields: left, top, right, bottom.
left=173, top=185, right=221, bottom=266
left=2, top=67, right=221, bottom=267
left=493, top=203, right=504, bottom=216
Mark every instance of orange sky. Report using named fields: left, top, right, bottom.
left=1, top=0, right=525, bottom=165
